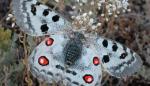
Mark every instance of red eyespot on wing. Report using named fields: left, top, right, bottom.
left=93, top=56, right=100, bottom=66
left=83, top=74, right=94, bottom=84
left=45, top=38, right=54, bottom=46
left=38, top=56, right=49, bottom=66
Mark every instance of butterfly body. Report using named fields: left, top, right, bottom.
left=64, top=38, right=83, bottom=66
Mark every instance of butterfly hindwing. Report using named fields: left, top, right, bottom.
left=28, top=34, right=67, bottom=83
left=12, top=0, right=71, bottom=36
left=95, top=37, right=143, bottom=78
left=29, top=32, right=102, bottom=86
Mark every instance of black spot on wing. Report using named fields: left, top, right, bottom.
left=47, top=71, right=53, bottom=76
left=66, top=70, right=72, bottom=73
left=120, top=53, right=128, bottom=59
left=66, top=77, right=71, bottom=82
left=112, top=43, right=118, bottom=52
left=55, top=65, right=65, bottom=70
left=66, top=69, right=77, bottom=76
left=55, top=65, right=77, bottom=76
left=72, top=81, right=79, bottom=85
left=72, top=71, right=77, bottom=76
left=102, top=39, right=108, bottom=48
left=52, top=15, right=60, bottom=22
left=31, top=4, right=36, bottom=15
left=80, top=85, right=85, bottom=86
left=43, top=9, right=49, bottom=16
left=40, top=24, right=49, bottom=32
left=102, top=55, right=110, bottom=63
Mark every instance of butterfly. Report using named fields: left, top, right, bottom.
left=12, top=0, right=143, bottom=86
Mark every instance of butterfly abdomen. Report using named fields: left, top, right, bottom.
left=64, top=38, right=83, bottom=66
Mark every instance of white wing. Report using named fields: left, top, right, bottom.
left=28, top=34, right=67, bottom=83
left=29, top=32, right=102, bottom=86
left=12, top=0, right=71, bottom=36
left=95, top=36, right=143, bottom=78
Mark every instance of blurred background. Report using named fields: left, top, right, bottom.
left=0, top=0, right=149, bottom=86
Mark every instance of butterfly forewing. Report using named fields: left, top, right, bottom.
left=12, top=0, right=71, bottom=36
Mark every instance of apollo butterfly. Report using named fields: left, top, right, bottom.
left=12, top=0, right=143, bottom=86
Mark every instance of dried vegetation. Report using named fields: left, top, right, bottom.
left=0, top=0, right=149, bottom=86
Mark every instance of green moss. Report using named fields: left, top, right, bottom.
left=64, top=0, right=70, bottom=4
left=0, top=28, right=11, bottom=51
